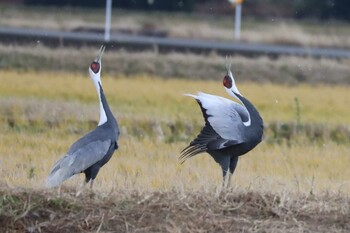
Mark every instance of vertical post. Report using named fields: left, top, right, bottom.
left=105, top=0, right=112, bottom=42
left=234, top=3, right=241, bottom=40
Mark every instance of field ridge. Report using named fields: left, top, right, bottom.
left=1, top=186, right=349, bottom=232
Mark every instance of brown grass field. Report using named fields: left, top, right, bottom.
left=0, top=69, right=350, bottom=232
left=1, top=5, right=350, bottom=49
left=1, top=4, right=350, bottom=231
left=1, top=186, right=349, bottom=232
left=1, top=45, right=350, bottom=85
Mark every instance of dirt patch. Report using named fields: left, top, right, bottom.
left=0, top=186, right=349, bottom=232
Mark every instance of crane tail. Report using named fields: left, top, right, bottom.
left=179, top=144, right=207, bottom=164
left=45, top=156, right=74, bottom=188
left=46, top=170, right=67, bottom=188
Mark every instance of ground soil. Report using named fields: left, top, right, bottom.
left=0, top=186, right=349, bottom=233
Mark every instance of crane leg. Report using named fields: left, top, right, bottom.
left=222, top=169, right=229, bottom=188
left=90, top=179, right=94, bottom=189
left=211, top=155, right=228, bottom=184
left=227, top=173, right=233, bottom=188
left=76, top=179, right=88, bottom=197
left=226, top=156, right=239, bottom=189
left=210, top=152, right=232, bottom=190
left=222, top=156, right=238, bottom=189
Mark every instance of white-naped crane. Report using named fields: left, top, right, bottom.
left=46, top=45, right=119, bottom=189
left=180, top=59, right=263, bottom=188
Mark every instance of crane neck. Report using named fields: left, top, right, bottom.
left=93, top=80, right=112, bottom=126
left=236, top=93, right=263, bottom=130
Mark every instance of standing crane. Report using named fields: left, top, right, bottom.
left=180, top=59, right=263, bottom=188
left=46, top=45, right=119, bottom=189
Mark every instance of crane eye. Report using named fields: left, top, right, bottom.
left=223, top=75, right=232, bottom=88
left=90, top=62, right=100, bottom=74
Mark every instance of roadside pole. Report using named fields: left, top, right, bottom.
left=104, top=0, right=112, bottom=42
left=235, top=3, right=241, bottom=40
left=228, top=0, right=243, bottom=40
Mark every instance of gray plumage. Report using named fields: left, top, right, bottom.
left=180, top=62, right=263, bottom=186
left=46, top=45, right=119, bottom=188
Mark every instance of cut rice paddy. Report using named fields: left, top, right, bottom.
left=0, top=70, right=349, bottom=195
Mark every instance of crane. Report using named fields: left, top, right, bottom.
left=46, top=45, right=119, bottom=189
left=180, top=59, right=263, bottom=188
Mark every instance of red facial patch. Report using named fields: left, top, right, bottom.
left=90, top=62, right=100, bottom=74
left=223, top=75, right=232, bottom=88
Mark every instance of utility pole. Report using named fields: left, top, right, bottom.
left=228, top=0, right=243, bottom=40
left=104, top=0, right=112, bottom=42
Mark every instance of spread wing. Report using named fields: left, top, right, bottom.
left=180, top=92, right=247, bottom=163
left=46, top=139, right=112, bottom=188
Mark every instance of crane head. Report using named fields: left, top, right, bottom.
left=89, top=45, right=105, bottom=80
left=223, top=56, right=241, bottom=96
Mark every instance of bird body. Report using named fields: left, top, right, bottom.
left=46, top=45, right=119, bottom=188
left=180, top=61, right=263, bottom=186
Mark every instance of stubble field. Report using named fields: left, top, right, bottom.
left=1, top=4, right=350, bottom=231
left=0, top=69, right=349, bottom=232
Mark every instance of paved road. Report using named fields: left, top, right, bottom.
left=0, top=26, right=349, bottom=59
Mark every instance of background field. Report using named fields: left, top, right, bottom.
left=1, top=5, right=350, bottom=49
left=1, top=3, right=350, bottom=232
left=1, top=69, right=350, bottom=232
left=1, top=70, right=350, bottom=192
left=2, top=45, right=350, bottom=85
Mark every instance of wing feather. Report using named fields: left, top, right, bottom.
left=46, top=139, right=112, bottom=188
left=180, top=92, right=246, bottom=163
left=190, top=92, right=248, bottom=140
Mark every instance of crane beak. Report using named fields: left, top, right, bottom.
left=224, top=56, right=242, bottom=96
left=225, top=56, right=234, bottom=81
left=90, top=45, right=105, bottom=74
left=94, top=45, right=106, bottom=63
left=225, top=56, right=232, bottom=74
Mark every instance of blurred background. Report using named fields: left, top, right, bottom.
left=0, top=0, right=349, bottom=193
left=0, top=0, right=350, bottom=80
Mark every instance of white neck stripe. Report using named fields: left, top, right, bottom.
left=94, top=80, right=107, bottom=126
left=226, top=89, right=251, bottom=127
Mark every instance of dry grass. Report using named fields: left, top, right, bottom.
left=0, top=70, right=350, bottom=195
left=2, top=126, right=350, bottom=194
left=1, top=45, right=350, bottom=85
left=241, top=21, right=350, bottom=49
left=1, top=6, right=350, bottom=227
left=1, top=69, right=350, bottom=231
left=1, top=187, right=349, bottom=232
left=1, top=5, right=350, bottom=48
left=1, top=70, right=350, bottom=124
left=0, top=132, right=347, bottom=193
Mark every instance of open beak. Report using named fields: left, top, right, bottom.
left=94, top=45, right=106, bottom=63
